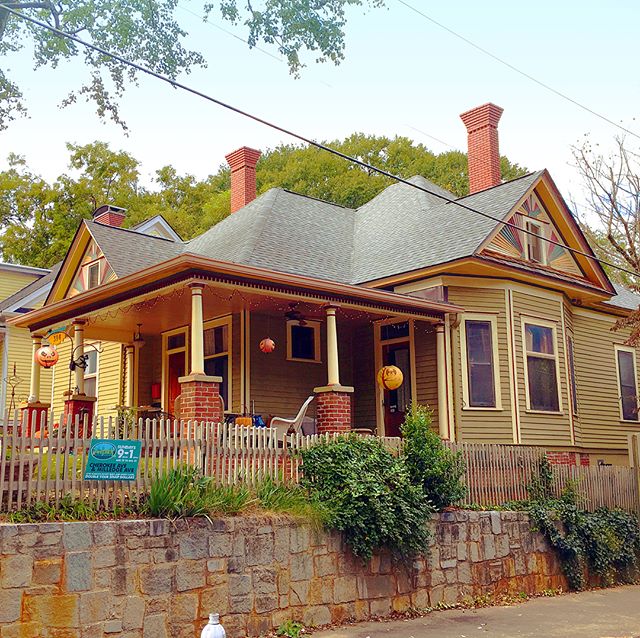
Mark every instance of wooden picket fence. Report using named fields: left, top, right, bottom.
left=445, top=441, right=640, bottom=515
left=0, top=410, right=638, bottom=515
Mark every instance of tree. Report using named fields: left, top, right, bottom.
left=573, top=136, right=640, bottom=343
left=0, top=0, right=385, bottom=130
left=0, top=134, right=528, bottom=267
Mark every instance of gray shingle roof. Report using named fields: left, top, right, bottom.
left=86, top=220, right=184, bottom=278
left=68, top=171, right=548, bottom=289
left=605, top=283, right=640, bottom=310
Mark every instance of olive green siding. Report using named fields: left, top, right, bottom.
left=447, top=286, right=514, bottom=443
left=414, top=323, right=438, bottom=425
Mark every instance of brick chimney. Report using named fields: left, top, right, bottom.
left=93, top=205, right=126, bottom=227
left=460, top=103, right=504, bottom=194
left=225, top=146, right=262, bottom=213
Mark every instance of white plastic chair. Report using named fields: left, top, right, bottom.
left=270, top=396, right=315, bottom=439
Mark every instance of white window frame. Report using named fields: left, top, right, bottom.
left=286, top=319, right=321, bottom=363
left=83, top=343, right=99, bottom=400
left=203, top=315, right=232, bottom=412
left=459, top=313, right=502, bottom=410
left=614, top=344, right=639, bottom=423
left=86, top=260, right=101, bottom=289
left=525, top=220, right=546, bottom=265
left=521, top=317, right=562, bottom=414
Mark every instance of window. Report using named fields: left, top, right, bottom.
left=460, top=315, right=501, bottom=409
left=203, top=317, right=232, bottom=410
left=523, top=321, right=560, bottom=412
left=615, top=346, right=638, bottom=422
left=567, top=336, right=578, bottom=416
left=83, top=349, right=98, bottom=397
left=287, top=320, right=321, bottom=363
left=526, top=221, right=544, bottom=264
left=87, top=261, right=100, bottom=289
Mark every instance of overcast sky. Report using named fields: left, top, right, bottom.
left=1, top=0, right=639, bottom=205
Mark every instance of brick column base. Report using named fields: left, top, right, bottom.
left=178, top=374, right=224, bottom=423
left=63, top=394, right=97, bottom=438
left=313, top=385, right=354, bottom=434
left=19, top=401, right=50, bottom=436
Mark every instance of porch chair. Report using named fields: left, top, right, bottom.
left=270, top=396, right=315, bottom=439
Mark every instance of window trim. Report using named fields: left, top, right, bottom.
left=286, top=319, right=321, bottom=363
left=521, top=317, right=562, bottom=414
left=614, top=344, right=639, bottom=423
left=83, top=342, right=99, bottom=401
left=459, top=313, right=502, bottom=411
left=86, top=260, right=101, bottom=289
left=203, top=315, right=233, bottom=411
left=525, top=220, right=546, bottom=265
left=161, top=325, right=189, bottom=414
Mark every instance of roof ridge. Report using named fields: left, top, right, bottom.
left=455, top=169, right=542, bottom=201
left=90, top=219, right=181, bottom=243
left=280, top=188, right=354, bottom=210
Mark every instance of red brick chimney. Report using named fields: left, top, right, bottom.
left=93, top=205, right=126, bottom=227
left=225, top=146, right=262, bottom=213
left=460, top=103, right=504, bottom=194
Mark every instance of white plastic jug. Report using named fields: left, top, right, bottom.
left=201, top=613, right=226, bottom=638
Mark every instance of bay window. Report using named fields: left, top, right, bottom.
left=461, top=315, right=501, bottom=409
left=523, top=320, right=560, bottom=412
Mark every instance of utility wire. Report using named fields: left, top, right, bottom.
left=2, top=4, right=638, bottom=280
left=396, top=0, right=640, bottom=143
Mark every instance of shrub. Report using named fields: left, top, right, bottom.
left=401, top=404, right=466, bottom=510
left=300, top=434, right=432, bottom=560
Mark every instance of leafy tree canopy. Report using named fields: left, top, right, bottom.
left=0, top=0, right=385, bottom=130
left=0, top=134, right=527, bottom=268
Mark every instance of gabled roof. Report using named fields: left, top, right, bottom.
left=131, top=214, right=183, bottom=242
left=605, top=284, right=640, bottom=311
left=0, top=264, right=59, bottom=313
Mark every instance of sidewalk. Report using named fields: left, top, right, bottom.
left=311, top=586, right=640, bottom=638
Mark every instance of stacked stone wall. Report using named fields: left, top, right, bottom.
left=0, top=512, right=565, bottom=637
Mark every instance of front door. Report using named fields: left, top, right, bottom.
left=382, top=342, right=413, bottom=437
left=162, top=327, right=188, bottom=416
left=167, top=351, right=185, bottom=416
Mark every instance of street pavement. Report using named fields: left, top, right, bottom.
left=311, top=585, right=640, bottom=638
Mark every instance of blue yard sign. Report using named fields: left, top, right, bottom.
left=84, top=439, right=142, bottom=481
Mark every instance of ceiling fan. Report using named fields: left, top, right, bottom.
left=284, top=303, right=307, bottom=326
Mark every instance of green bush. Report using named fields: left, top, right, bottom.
left=401, top=404, right=466, bottom=510
left=526, top=462, right=640, bottom=590
left=300, top=434, right=432, bottom=560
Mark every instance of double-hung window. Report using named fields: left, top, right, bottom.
left=525, top=221, right=545, bottom=264
left=461, top=315, right=501, bottom=409
left=203, top=317, right=232, bottom=411
left=615, top=345, right=639, bottom=422
left=287, top=320, right=321, bottom=363
left=83, top=348, right=98, bottom=398
left=523, top=320, right=560, bottom=412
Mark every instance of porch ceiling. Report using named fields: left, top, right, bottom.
left=10, top=254, right=464, bottom=337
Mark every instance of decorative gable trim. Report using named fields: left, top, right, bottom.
left=67, top=238, right=117, bottom=298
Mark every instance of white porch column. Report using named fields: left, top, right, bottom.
left=73, top=320, right=85, bottom=395
left=189, top=284, right=205, bottom=375
left=125, top=344, right=135, bottom=407
left=326, top=306, right=340, bottom=386
left=28, top=334, right=43, bottom=403
left=436, top=322, right=449, bottom=439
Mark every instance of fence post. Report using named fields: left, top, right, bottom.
left=628, top=433, right=640, bottom=515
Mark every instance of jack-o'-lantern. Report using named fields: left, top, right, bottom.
left=259, top=337, right=275, bottom=353
left=35, top=344, right=59, bottom=369
left=377, top=365, right=403, bottom=390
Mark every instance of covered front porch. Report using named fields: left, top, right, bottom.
left=13, top=255, right=462, bottom=438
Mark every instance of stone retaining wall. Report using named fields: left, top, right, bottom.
left=0, top=512, right=565, bottom=637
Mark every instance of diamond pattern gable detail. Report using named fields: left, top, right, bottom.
left=67, top=238, right=117, bottom=298
left=486, top=192, right=583, bottom=277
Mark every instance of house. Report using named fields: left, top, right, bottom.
left=8, top=103, right=640, bottom=465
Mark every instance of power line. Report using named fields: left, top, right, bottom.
left=396, top=0, right=640, bottom=143
left=2, top=4, right=638, bottom=281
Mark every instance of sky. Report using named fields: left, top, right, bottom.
left=1, top=0, right=639, bottom=206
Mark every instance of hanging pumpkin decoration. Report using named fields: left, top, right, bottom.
left=377, top=365, right=403, bottom=390
left=259, top=337, right=276, bottom=353
left=35, top=344, right=59, bottom=369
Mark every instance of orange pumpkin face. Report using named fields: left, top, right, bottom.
left=259, top=338, right=276, bottom=353
left=377, top=365, right=403, bottom=390
left=35, top=345, right=59, bottom=369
